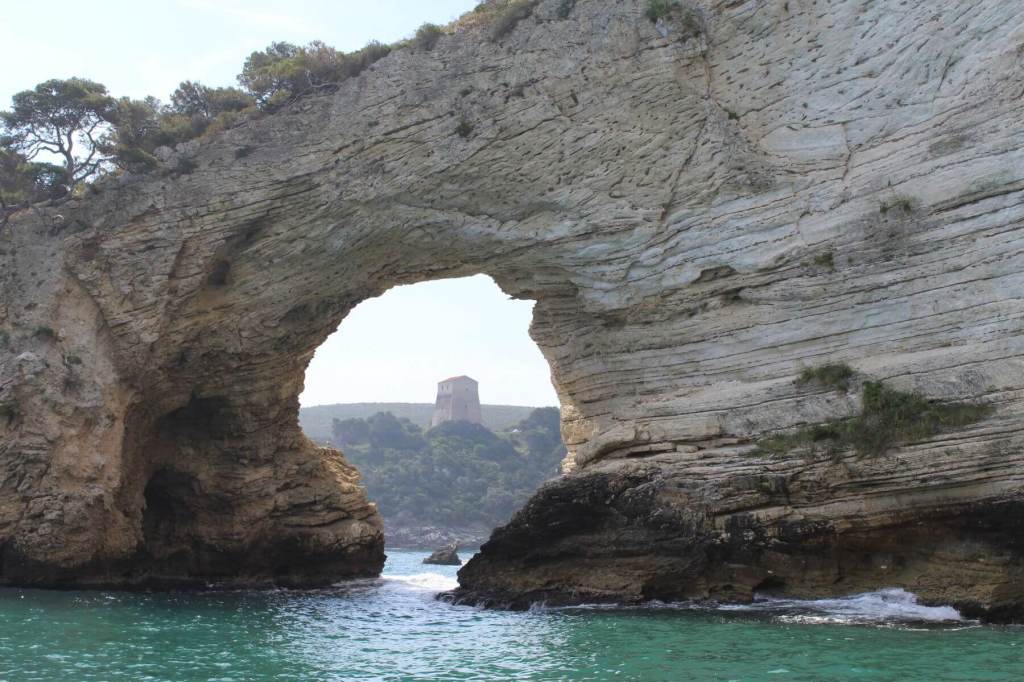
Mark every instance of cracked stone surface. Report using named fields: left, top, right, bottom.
left=1, top=0, right=1023, bottom=613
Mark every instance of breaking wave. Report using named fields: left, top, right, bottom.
left=729, top=588, right=966, bottom=625
left=547, top=588, right=966, bottom=626
left=382, top=572, right=459, bottom=593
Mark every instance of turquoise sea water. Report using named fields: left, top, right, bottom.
left=0, top=550, right=1021, bottom=681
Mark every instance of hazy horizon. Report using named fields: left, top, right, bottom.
left=302, top=399, right=557, bottom=408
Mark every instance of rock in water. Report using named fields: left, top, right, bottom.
left=1, top=0, right=1023, bottom=617
left=423, top=544, right=461, bottom=566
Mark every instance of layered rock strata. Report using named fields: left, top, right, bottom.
left=1, top=0, right=1022, bottom=611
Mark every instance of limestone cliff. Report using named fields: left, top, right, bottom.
left=1, top=0, right=1023, bottom=614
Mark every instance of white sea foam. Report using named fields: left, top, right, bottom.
left=383, top=572, right=459, bottom=593
left=544, top=587, right=966, bottom=626
left=731, top=587, right=965, bottom=624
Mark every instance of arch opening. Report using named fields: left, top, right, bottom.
left=299, top=274, right=566, bottom=549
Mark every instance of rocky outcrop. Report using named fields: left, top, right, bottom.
left=423, top=544, right=462, bottom=566
left=1, top=0, right=1023, bottom=610
left=454, top=463, right=1024, bottom=620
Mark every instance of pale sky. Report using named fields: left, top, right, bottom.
left=0, top=1, right=479, bottom=104
left=303, top=276, right=557, bottom=407
left=0, top=1, right=559, bottom=408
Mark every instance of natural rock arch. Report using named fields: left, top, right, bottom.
left=1, top=0, right=1023, bottom=616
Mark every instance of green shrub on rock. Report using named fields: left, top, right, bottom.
left=0, top=146, right=64, bottom=209
left=456, top=118, right=475, bottom=138
left=236, top=40, right=393, bottom=110
left=645, top=0, right=680, bottom=23
left=645, top=0, right=702, bottom=39
left=797, top=363, right=855, bottom=391
left=344, top=41, right=392, bottom=78
left=414, top=23, right=444, bottom=51
left=490, top=0, right=540, bottom=41
left=756, top=379, right=993, bottom=459
left=880, top=194, right=917, bottom=215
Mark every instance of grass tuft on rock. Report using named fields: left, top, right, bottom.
left=174, top=157, right=199, bottom=175
left=455, top=118, right=474, bottom=139
left=645, top=0, right=702, bottom=38
left=857, top=380, right=994, bottom=453
left=0, top=402, right=18, bottom=422
left=757, top=423, right=842, bottom=458
left=645, top=0, right=680, bottom=23
left=490, top=0, right=540, bottom=41
left=880, top=194, right=916, bottom=215
left=757, top=380, right=993, bottom=458
left=812, top=250, right=835, bottom=270
left=414, top=23, right=444, bottom=51
left=796, top=363, right=855, bottom=391
left=555, top=0, right=576, bottom=19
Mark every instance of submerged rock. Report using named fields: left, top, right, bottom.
left=423, top=544, right=461, bottom=566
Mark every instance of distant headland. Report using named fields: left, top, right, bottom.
left=300, top=401, right=545, bottom=444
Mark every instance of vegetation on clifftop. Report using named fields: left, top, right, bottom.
left=488, top=0, right=541, bottom=41
left=0, top=1, right=594, bottom=216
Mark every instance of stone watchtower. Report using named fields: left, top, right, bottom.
left=430, top=375, right=483, bottom=428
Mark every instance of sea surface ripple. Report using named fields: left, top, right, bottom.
left=0, top=550, right=1021, bottom=681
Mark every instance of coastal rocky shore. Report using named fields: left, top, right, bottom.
left=1, top=0, right=1022, bottom=615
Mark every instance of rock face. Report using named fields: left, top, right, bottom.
left=423, top=544, right=462, bottom=566
left=1, top=0, right=1023, bottom=610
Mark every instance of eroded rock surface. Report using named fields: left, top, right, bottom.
left=1, top=0, right=1023, bottom=609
